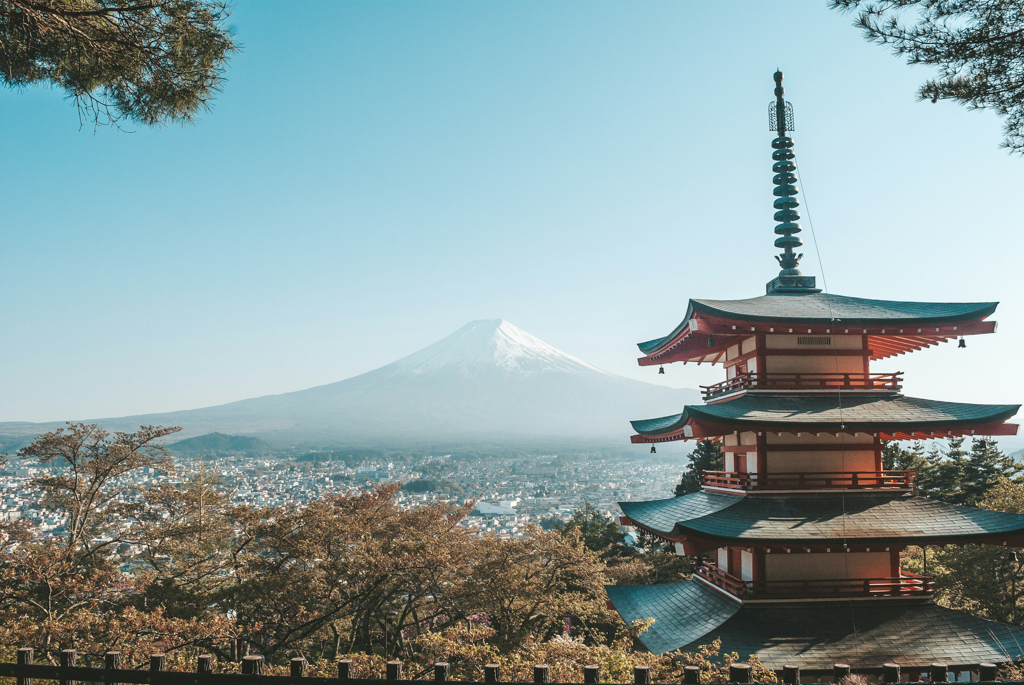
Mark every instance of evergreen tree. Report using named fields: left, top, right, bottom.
left=0, top=0, right=237, bottom=128
left=559, top=499, right=627, bottom=558
left=675, top=440, right=723, bottom=496
left=831, top=0, right=1024, bottom=152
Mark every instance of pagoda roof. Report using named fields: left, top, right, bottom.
left=630, top=394, right=1019, bottom=443
left=607, top=581, right=1024, bottom=668
left=637, top=293, right=997, bottom=365
left=640, top=293, right=996, bottom=354
left=619, top=491, right=1024, bottom=545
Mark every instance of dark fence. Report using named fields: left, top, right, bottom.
left=0, top=649, right=1011, bottom=685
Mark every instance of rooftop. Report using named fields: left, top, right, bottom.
left=619, top=491, right=1024, bottom=545
left=608, top=580, right=1024, bottom=668
left=630, top=394, right=1019, bottom=443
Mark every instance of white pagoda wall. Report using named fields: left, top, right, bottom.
left=764, top=551, right=892, bottom=581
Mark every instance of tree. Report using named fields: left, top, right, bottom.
left=830, top=0, right=1024, bottom=152
left=922, top=478, right=1024, bottom=625
left=18, top=422, right=180, bottom=554
left=916, top=437, right=1021, bottom=505
left=675, top=440, right=723, bottom=496
left=0, top=0, right=237, bottom=128
left=559, top=500, right=627, bottom=558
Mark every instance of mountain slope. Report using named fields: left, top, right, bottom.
left=1, top=320, right=699, bottom=447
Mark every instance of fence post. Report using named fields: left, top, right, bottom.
left=729, top=663, right=751, bottom=684
left=583, top=665, right=600, bottom=684
left=105, top=652, right=121, bottom=685
left=833, top=664, right=850, bottom=682
left=633, top=666, right=651, bottom=685
left=434, top=663, right=449, bottom=683
left=17, top=647, right=33, bottom=685
left=533, top=665, right=550, bottom=684
left=683, top=665, right=700, bottom=685
left=882, top=663, right=900, bottom=683
left=979, top=663, right=998, bottom=682
left=60, top=649, right=77, bottom=685
left=198, top=656, right=214, bottom=675
left=336, top=659, right=352, bottom=681
left=484, top=664, right=500, bottom=684
left=151, top=655, right=166, bottom=673
left=242, top=656, right=265, bottom=676
left=782, top=664, right=799, bottom=684
left=930, top=664, right=948, bottom=683
left=292, top=658, right=308, bottom=679
left=386, top=660, right=401, bottom=681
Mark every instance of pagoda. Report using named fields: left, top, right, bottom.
left=606, top=72, right=1024, bottom=672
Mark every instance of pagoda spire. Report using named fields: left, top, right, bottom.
left=765, top=70, right=819, bottom=295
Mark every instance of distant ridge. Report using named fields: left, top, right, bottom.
left=167, top=432, right=271, bottom=456
left=0, top=319, right=700, bottom=448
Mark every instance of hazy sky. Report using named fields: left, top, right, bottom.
left=3, top=2, right=1023, bottom=430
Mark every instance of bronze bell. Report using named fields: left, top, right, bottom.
left=707, top=335, right=716, bottom=347
left=658, top=366, right=665, bottom=375
left=958, top=337, right=966, bottom=348
left=650, top=445, right=656, bottom=454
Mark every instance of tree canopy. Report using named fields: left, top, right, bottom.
left=0, top=0, right=237, bottom=127
left=831, top=0, right=1024, bottom=152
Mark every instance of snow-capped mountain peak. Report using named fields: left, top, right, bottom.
left=384, top=319, right=609, bottom=377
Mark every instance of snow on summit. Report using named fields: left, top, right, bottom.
left=386, top=319, right=608, bottom=377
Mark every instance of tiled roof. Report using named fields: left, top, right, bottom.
left=604, top=581, right=740, bottom=656
left=608, top=581, right=1024, bottom=667
left=638, top=294, right=996, bottom=354
left=620, top=492, right=1024, bottom=544
left=630, top=395, right=1020, bottom=436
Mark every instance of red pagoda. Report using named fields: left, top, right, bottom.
left=606, top=72, right=1024, bottom=672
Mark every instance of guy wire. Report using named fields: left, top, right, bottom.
left=795, top=155, right=860, bottom=660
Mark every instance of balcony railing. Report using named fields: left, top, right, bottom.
left=700, top=470, right=916, bottom=491
left=696, top=562, right=934, bottom=600
left=701, top=372, right=903, bottom=400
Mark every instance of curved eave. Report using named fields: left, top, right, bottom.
left=637, top=296, right=998, bottom=366
left=629, top=396, right=1020, bottom=444
left=620, top=493, right=1024, bottom=548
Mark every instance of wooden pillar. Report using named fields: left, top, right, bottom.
left=979, top=663, right=998, bottom=681
left=17, top=647, right=33, bottom=685
left=242, top=656, right=264, bottom=676
left=756, top=432, right=768, bottom=477
left=683, top=666, right=700, bottom=684
left=293, top=658, right=308, bottom=678
left=60, top=649, right=77, bottom=685
left=633, top=666, right=651, bottom=685
left=337, top=659, right=352, bottom=681
left=833, top=663, right=851, bottom=681
left=533, top=665, right=549, bottom=684
left=385, top=661, right=400, bottom=681
left=484, top=665, right=500, bottom=683
left=882, top=663, right=900, bottom=683
left=782, top=665, right=800, bottom=684
left=151, top=655, right=167, bottom=672
left=197, top=655, right=214, bottom=675
left=105, top=652, right=121, bottom=685
left=583, top=666, right=600, bottom=684
left=730, top=663, right=751, bottom=683
left=434, top=663, right=449, bottom=683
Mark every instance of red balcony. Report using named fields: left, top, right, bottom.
left=695, top=562, right=934, bottom=600
left=701, top=372, right=903, bottom=401
left=700, top=470, right=916, bottom=491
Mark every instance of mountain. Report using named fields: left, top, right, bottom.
left=167, top=432, right=271, bottom=456
left=0, top=319, right=699, bottom=448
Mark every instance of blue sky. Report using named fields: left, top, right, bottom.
left=3, top=2, right=1023, bottom=427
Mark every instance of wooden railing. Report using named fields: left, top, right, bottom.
left=700, top=470, right=916, bottom=491
left=696, top=562, right=934, bottom=600
left=701, top=372, right=903, bottom=400
left=0, top=646, right=1002, bottom=683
